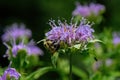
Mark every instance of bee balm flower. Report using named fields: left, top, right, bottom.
left=4, top=40, right=43, bottom=58
left=2, top=23, right=32, bottom=42
left=72, top=2, right=105, bottom=17
left=0, top=67, right=21, bottom=80
left=45, top=18, right=94, bottom=46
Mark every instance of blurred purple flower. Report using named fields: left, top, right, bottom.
left=0, top=67, right=21, bottom=80
left=26, top=40, right=43, bottom=55
left=92, top=60, right=102, bottom=71
left=113, top=32, right=120, bottom=45
left=3, top=40, right=26, bottom=57
left=2, top=23, right=32, bottom=42
left=4, top=40, right=43, bottom=57
left=12, top=42, right=26, bottom=57
left=45, top=18, right=94, bottom=45
left=89, top=3, right=105, bottom=16
left=105, top=59, right=112, bottom=67
left=72, top=2, right=105, bottom=17
left=72, top=3, right=91, bottom=17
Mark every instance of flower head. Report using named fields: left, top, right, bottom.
left=89, top=3, right=105, bottom=16
left=72, top=2, right=105, bottom=17
left=3, top=39, right=26, bottom=57
left=0, top=67, right=21, bottom=80
left=4, top=40, right=43, bottom=57
left=72, top=3, right=91, bottom=17
left=2, top=23, right=43, bottom=57
left=12, top=42, right=26, bottom=57
left=76, top=19, right=94, bottom=41
left=45, top=27, right=62, bottom=41
left=45, top=18, right=94, bottom=46
left=45, top=19, right=76, bottom=45
left=2, top=23, right=32, bottom=42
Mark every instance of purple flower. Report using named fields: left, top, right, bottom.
left=92, top=60, right=102, bottom=71
left=113, top=32, right=120, bottom=45
left=60, top=25, right=76, bottom=44
left=45, top=20, right=76, bottom=45
left=105, top=59, right=112, bottom=67
left=26, top=40, right=43, bottom=55
left=89, top=3, right=105, bottom=16
left=72, top=3, right=91, bottom=17
left=45, top=18, right=94, bottom=46
left=12, top=43, right=26, bottom=57
left=72, top=2, right=105, bottom=17
left=2, top=23, right=32, bottom=42
left=45, top=27, right=62, bottom=41
left=76, top=19, right=94, bottom=41
left=3, top=41, right=26, bottom=57
left=4, top=40, right=43, bottom=57
left=0, top=68, right=21, bottom=80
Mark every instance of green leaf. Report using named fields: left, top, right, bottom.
left=110, top=71, right=120, bottom=78
left=89, top=49, right=98, bottom=61
left=25, top=55, right=39, bottom=68
left=72, top=66, right=88, bottom=79
left=0, top=68, right=4, bottom=75
left=51, top=52, right=59, bottom=68
left=7, top=75, right=16, bottom=80
left=57, top=59, right=69, bottom=74
left=72, top=44, right=81, bottom=49
left=11, top=49, right=27, bottom=71
left=90, top=72, right=102, bottom=80
left=26, top=66, right=53, bottom=80
left=89, top=39, right=103, bottom=43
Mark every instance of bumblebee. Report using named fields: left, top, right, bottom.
left=44, top=39, right=60, bottom=53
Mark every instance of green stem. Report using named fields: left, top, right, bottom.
left=69, top=53, right=72, bottom=80
left=26, top=66, right=53, bottom=80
